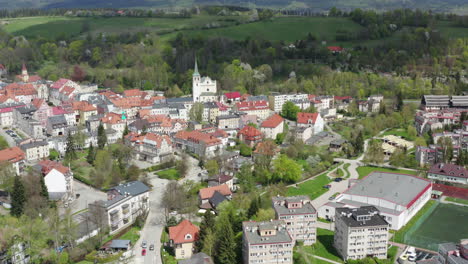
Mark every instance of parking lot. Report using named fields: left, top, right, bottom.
left=0, top=129, right=18, bottom=146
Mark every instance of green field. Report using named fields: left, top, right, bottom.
left=303, top=228, right=343, bottom=263
left=287, top=172, right=332, bottom=200
left=356, top=166, right=418, bottom=179
left=445, top=197, right=468, bottom=205
left=157, top=168, right=181, bottom=180
left=405, top=203, right=468, bottom=250
left=382, top=128, right=414, bottom=141
left=393, top=200, right=436, bottom=243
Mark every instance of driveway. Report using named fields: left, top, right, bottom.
left=65, top=180, right=106, bottom=217
left=0, top=129, right=17, bottom=147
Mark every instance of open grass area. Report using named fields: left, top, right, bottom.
left=357, top=166, right=418, bottom=179
left=303, top=228, right=343, bottom=263
left=157, top=168, right=181, bottom=180
left=287, top=172, right=332, bottom=200
left=382, top=128, right=414, bottom=141
left=445, top=197, right=468, bottom=205
left=119, top=226, right=141, bottom=244
left=393, top=200, right=436, bottom=243
left=342, top=163, right=350, bottom=178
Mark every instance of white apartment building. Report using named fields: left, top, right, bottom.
left=242, top=220, right=294, bottom=264
left=334, top=206, right=389, bottom=260
left=272, top=196, right=317, bottom=245
left=269, top=93, right=309, bottom=112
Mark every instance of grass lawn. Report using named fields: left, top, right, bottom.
left=119, top=226, right=141, bottom=244
left=393, top=200, right=436, bottom=243
left=157, top=168, right=181, bottom=180
left=287, top=172, right=332, bottom=200
left=445, top=197, right=468, bottom=205
left=382, top=128, right=414, bottom=141
left=303, top=228, right=343, bottom=263
left=356, top=166, right=418, bottom=179
left=343, top=163, right=350, bottom=178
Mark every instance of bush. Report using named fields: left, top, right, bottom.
left=84, top=251, right=122, bottom=263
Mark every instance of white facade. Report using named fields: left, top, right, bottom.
left=192, top=61, right=217, bottom=103
left=269, top=93, right=308, bottom=112
left=44, top=168, right=73, bottom=201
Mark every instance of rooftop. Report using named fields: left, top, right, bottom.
left=429, top=163, right=468, bottom=179
left=261, top=114, right=284, bottom=128
left=169, top=219, right=199, bottom=245
left=199, top=184, right=232, bottom=200
left=336, top=206, right=388, bottom=227
left=111, top=181, right=150, bottom=197
left=243, top=220, right=292, bottom=245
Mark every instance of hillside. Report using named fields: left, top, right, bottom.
left=0, top=0, right=467, bottom=14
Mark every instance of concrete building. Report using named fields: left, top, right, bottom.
left=19, top=139, right=50, bottom=162
left=89, top=181, right=150, bottom=235
left=0, top=147, right=25, bottom=175
left=268, top=93, right=308, bottom=112
left=319, top=172, right=432, bottom=230
left=297, top=112, right=324, bottom=138
left=235, top=100, right=270, bottom=120
left=217, top=113, right=241, bottom=130
left=242, top=220, right=294, bottom=264
left=428, top=163, right=468, bottom=185
left=124, top=132, right=173, bottom=164
left=169, top=219, right=199, bottom=259
left=260, top=114, right=284, bottom=139
left=334, top=206, right=389, bottom=260
left=436, top=240, right=468, bottom=264
left=272, top=196, right=317, bottom=245
left=36, top=160, right=74, bottom=201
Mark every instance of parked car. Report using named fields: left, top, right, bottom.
left=141, top=241, right=147, bottom=248
left=149, top=244, right=154, bottom=251
left=141, top=249, right=146, bottom=256
left=334, top=178, right=343, bottom=182
left=323, top=184, right=332, bottom=189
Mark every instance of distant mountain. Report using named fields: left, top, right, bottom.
left=0, top=0, right=467, bottom=14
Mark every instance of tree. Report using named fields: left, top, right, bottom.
left=396, top=91, right=404, bottom=111
left=189, top=102, right=204, bottom=123
left=97, top=123, right=107, bottom=149
left=176, top=154, right=189, bottom=178
left=214, top=216, right=237, bottom=264
left=272, top=154, right=302, bottom=183
left=205, top=159, right=219, bottom=176
left=281, top=101, right=300, bottom=121
left=236, top=164, right=254, bottom=192
left=11, top=176, right=26, bottom=217
left=123, top=123, right=129, bottom=138
left=247, top=196, right=260, bottom=219
left=456, top=150, right=468, bottom=166
left=364, top=140, right=384, bottom=164
left=196, top=211, right=215, bottom=252
left=354, top=130, right=364, bottom=154
left=239, top=144, right=252, bottom=157
left=86, top=143, right=95, bottom=165
left=64, top=131, right=77, bottom=162
left=71, top=65, right=86, bottom=82
left=389, top=149, right=406, bottom=167
left=304, top=105, right=317, bottom=113
left=437, top=137, right=453, bottom=163
left=407, top=125, right=417, bottom=140
left=39, top=176, right=49, bottom=201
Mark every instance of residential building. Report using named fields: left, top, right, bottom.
left=334, top=96, right=352, bottom=111
left=260, top=114, right=284, bottom=139
left=428, top=163, right=468, bottom=185
left=436, top=240, right=468, bottom=264
left=207, top=174, right=234, bottom=190
left=381, top=135, right=414, bottom=157
left=0, top=103, right=25, bottom=127
left=101, top=112, right=126, bottom=138
left=31, top=98, right=52, bottom=127
left=49, top=78, right=81, bottom=105
left=178, top=252, right=214, bottom=264
left=72, top=101, right=98, bottom=124
left=36, top=160, right=74, bottom=201
left=272, top=196, right=317, bottom=245
left=421, top=95, right=468, bottom=111
left=124, top=132, right=173, bottom=164
left=329, top=139, right=347, bottom=152
left=238, top=125, right=263, bottom=147
left=268, top=93, right=308, bottom=112
left=192, top=60, right=217, bottom=103
left=19, top=139, right=49, bottom=162
left=14, top=105, right=44, bottom=139
left=297, top=112, right=324, bottom=135
left=318, top=172, right=432, bottom=230
left=0, top=147, right=25, bottom=175
left=235, top=100, right=270, bottom=120
left=47, top=115, right=68, bottom=136
left=169, top=219, right=200, bottom=259
left=89, top=181, right=150, bottom=235
left=174, top=128, right=227, bottom=158
left=198, top=184, right=232, bottom=209
left=3, top=83, right=38, bottom=104
left=217, top=113, right=241, bottom=130
left=334, top=206, right=389, bottom=260
left=242, top=220, right=294, bottom=264
left=224, top=91, right=241, bottom=103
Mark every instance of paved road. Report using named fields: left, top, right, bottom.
left=65, top=180, right=106, bottom=217
left=0, top=129, right=17, bottom=147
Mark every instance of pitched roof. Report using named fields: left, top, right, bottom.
left=72, top=101, right=97, bottom=112
left=0, top=147, right=25, bottom=163
left=429, top=163, right=468, bottom=179
left=4, top=83, right=37, bottom=96
left=175, top=130, right=222, bottom=146
left=238, top=125, right=262, bottom=138
left=127, top=132, right=172, bottom=148
left=31, top=98, right=45, bottom=109
left=236, top=100, right=269, bottom=111
left=297, top=112, right=319, bottom=124
left=38, top=160, right=70, bottom=175
left=169, top=219, right=199, bottom=244
left=101, top=112, right=123, bottom=124
left=51, top=78, right=71, bottom=89
left=327, top=46, right=343, bottom=52
left=261, top=114, right=284, bottom=128
left=225, top=91, right=241, bottom=99
left=199, top=184, right=232, bottom=200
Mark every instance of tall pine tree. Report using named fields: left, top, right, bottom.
left=39, top=176, right=49, bottom=200
left=214, top=216, right=237, bottom=264
left=86, top=143, right=95, bottom=165
left=196, top=211, right=215, bottom=252
left=11, top=176, right=26, bottom=217
left=123, top=123, right=129, bottom=138
left=65, top=131, right=77, bottom=162
left=97, top=123, right=107, bottom=149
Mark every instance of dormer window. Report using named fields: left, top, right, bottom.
left=185, top=234, right=192, bottom=240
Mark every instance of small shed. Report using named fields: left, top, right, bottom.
left=102, top=240, right=131, bottom=251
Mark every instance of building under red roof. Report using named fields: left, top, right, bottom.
left=297, top=112, right=319, bottom=124
left=327, top=46, right=344, bottom=52
left=169, top=219, right=199, bottom=245
left=199, top=184, right=232, bottom=200
left=429, top=163, right=467, bottom=179
left=236, top=100, right=269, bottom=111
left=261, top=114, right=284, bottom=128
left=37, top=160, right=70, bottom=175
left=225, top=91, right=241, bottom=100
left=0, top=147, right=25, bottom=163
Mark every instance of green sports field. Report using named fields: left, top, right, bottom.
left=405, top=203, right=468, bottom=251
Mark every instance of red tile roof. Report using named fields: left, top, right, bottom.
left=101, top=112, right=123, bottom=124
left=73, top=101, right=97, bottom=112
left=297, top=112, right=319, bottom=124
left=225, top=91, right=241, bottom=99
left=4, top=83, right=37, bottom=96
left=327, top=46, right=343, bottom=52
left=236, top=100, right=269, bottom=111
left=99, top=90, right=121, bottom=100
left=0, top=147, right=25, bottom=163
left=0, top=95, right=18, bottom=104
left=175, top=130, right=222, bottom=146
left=51, top=78, right=71, bottom=89
left=31, top=98, right=45, bottom=109
left=334, top=96, right=352, bottom=101
left=52, top=106, right=69, bottom=115
left=238, top=125, right=262, bottom=139
left=27, top=75, right=42, bottom=82
left=126, top=132, right=172, bottom=148
left=429, top=163, right=468, bottom=179
left=123, top=89, right=145, bottom=98
left=169, top=219, right=199, bottom=245
left=38, top=160, right=70, bottom=175
left=199, top=184, right=232, bottom=200
left=261, top=114, right=284, bottom=128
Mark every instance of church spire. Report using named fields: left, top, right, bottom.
left=193, top=57, right=200, bottom=76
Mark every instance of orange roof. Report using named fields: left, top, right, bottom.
left=51, top=78, right=71, bottom=89
left=238, top=125, right=262, bottom=139
left=60, top=86, right=75, bottom=97
left=99, top=90, right=121, bottom=100
left=297, top=112, right=319, bottom=124
left=4, top=83, right=37, bottom=96
left=169, top=219, right=199, bottom=245
left=138, top=109, right=151, bottom=118
left=151, top=96, right=165, bottom=101
left=111, top=97, right=144, bottom=109
left=38, top=160, right=70, bottom=175
left=123, top=89, right=145, bottom=98
left=72, top=101, right=97, bottom=112
left=236, top=100, right=269, bottom=111
left=0, top=95, right=18, bottom=104
left=101, top=112, right=123, bottom=124
left=0, top=147, right=25, bottom=163
left=31, top=98, right=45, bottom=109
left=261, top=114, right=284, bottom=128
left=199, top=184, right=232, bottom=200
left=126, top=132, right=172, bottom=148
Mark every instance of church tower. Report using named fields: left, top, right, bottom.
left=21, top=63, right=29, bottom=82
left=192, top=58, right=201, bottom=102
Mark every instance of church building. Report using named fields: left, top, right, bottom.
left=192, top=59, right=217, bottom=103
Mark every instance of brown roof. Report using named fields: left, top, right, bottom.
left=72, top=101, right=97, bottom=112
left=297, top=112, right=319, bottom=124
left=429, top=163, right=468, bottom=179
left=199, top=184, right=232, bottom=200
left=175, top=130, right=221, bottom=146
left=0, top=147, right=25, bottom=163
left=38, top=160, right=70, bottom=175
left=261, top=114, right=284, bottom=128
left=4, top=83, right=37, bottom=96
left=168, top=219, right=199, bottom=245
left=101, top=112, right=123, bottom=124
left=238, top=125, right=262, bottom=139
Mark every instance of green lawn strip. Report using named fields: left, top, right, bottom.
left=393, top=200, right=436, bottom=243
left=303, top=228, right=343, bottom=263
left=381, top=128, right=413, bottom=140
left=357, top=166, right=418, bottom=179
left=157, top=168, right=181, bottom=180
left=119, top=226, right=141, bottom=244
left=445, top=197, right=468, bottom=205
left=318, top=217, right=332, bottom=223
left=161, top=230, right=177, bottom=264
left=287, top=172, right=332, bottom=200
left=342, top=163, right=350, bottom=178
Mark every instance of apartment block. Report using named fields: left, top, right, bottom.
left=272, top=195, right=317, bottom=245
left=243, top=220, right=294, bottom=264
left=334, top=206, right=389, bottom=261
